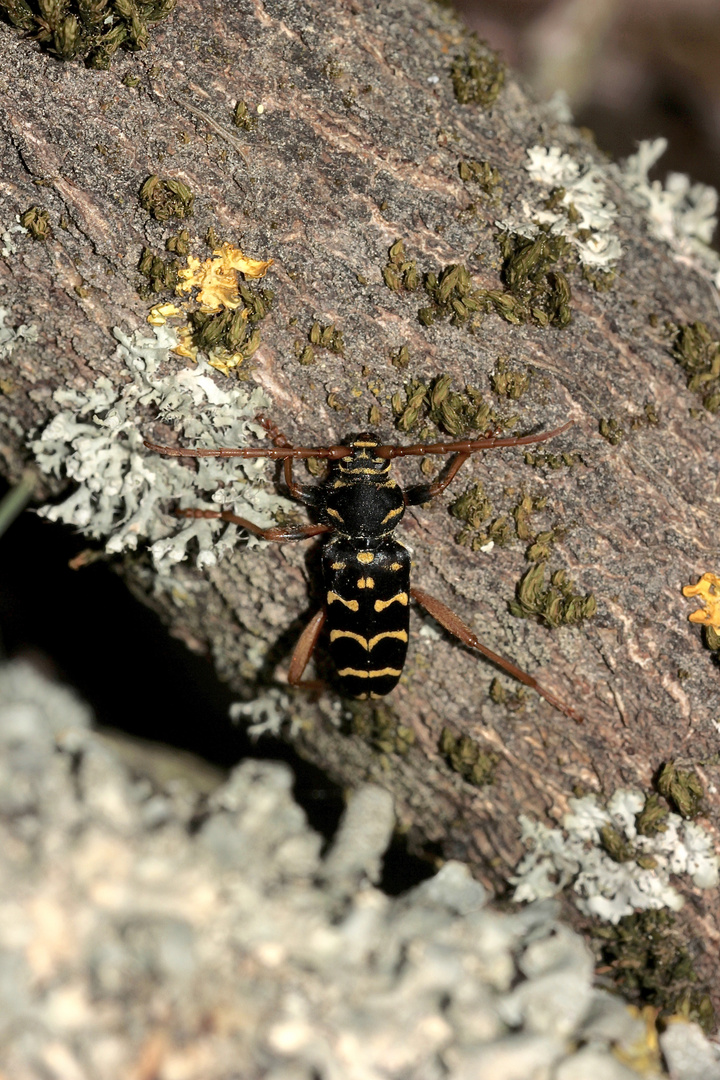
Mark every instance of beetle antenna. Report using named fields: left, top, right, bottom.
left=143, top=440, right=352, bottom=461
left=374, top=421, right=573, bottom=459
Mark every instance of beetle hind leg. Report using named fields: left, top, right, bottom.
left=410, top=586, right=582, bottom=723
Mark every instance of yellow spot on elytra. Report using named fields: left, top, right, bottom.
left=331, top=562, right=346, bottom=570
left=357, top=552, right=374, bottom=564
left=368, top=630, right=408, bottom=649
left=390, top=562, right=403, bottom=571
left=333, top=480, right=347, bottom=488
left=327, top=508, right=343, bottom=521
left=337, top=667, right=403, bottom=679
left=374, top=593, right=408, bottom=612
left=330, top=630, right=369, bottom=648
left=381, top=505, right=404, bottom=524
left=357, top=576, right=375, bottom=589
left=683, top=573, right=720, bottom=627
left=327, top=591, right=359, bottom=611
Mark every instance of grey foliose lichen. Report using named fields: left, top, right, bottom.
left=2, top=660, right=719, bottom=1079
left=30, top=324, right=292, bottom=574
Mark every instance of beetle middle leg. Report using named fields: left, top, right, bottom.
left=410, top=586, right=583, bottom=723
left=174, top=507, right=331, bottom=543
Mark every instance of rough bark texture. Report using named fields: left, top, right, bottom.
left=1, top=0, right=719, bottom=997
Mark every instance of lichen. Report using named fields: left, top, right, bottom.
left=511, top=788, right=719, bottom=922
left=139, top=174, right=194, bottom=222
left=19, top=205, right=51, bottom=241
left=0, top=0, right=175, bottom=67
left=29, top=324, right=292, bottom=576
left=458, top=158, right=502, bottom=195
left=382, top=238, right=420, bottom=293
left=509, top=563, right=596, bottom=627
left=232, top=100, right=257, bottom=131
left=146, top=242, right=275, bottom=376
left=672, top=322, right=720, bottom=414
left=390, top=374, right=498, bottom=437
left=439, top=726, right=498, bottom=787
left=683, top=570, right=720, bottom=649
left=480, top=232, right=573, bottom=328
left=450, top=42, right=505, bottom=108
left=590, top=910, right=715, bottom=1033
left=620, top=138, right=720, bottom=286
left=497, top=146, right=622, bottom=282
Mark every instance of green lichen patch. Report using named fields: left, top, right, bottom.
left=590, top=910, right=715, bottom=1034
left=512, top=492, right=547, bottom=543
left=139, top=175, right=194, bottom=222
left=189, top=281, right=274, bottom=368
left=672, top=321, right=720, bottom=413
left=382, top=239, right=420, bottom=293
left=165, top=229, right=190, bottom=256
left=509, top=564, right=597, bottom=628
left=523, top=450, right=581, bottom=470
left=480, top=232, right=573, bottom=329
left=419, top=263, right=484, bottom=328
left=489, top=677, right=525, bottom=712
left=581, top=264, right=616, bottom=292
left=450, top=42, right=505, bottom=108
left=0, top=0, right=175, bottom=67
left=232, top=100, right=257, bottom=131
left=599, top=824, right=634, bottom=863
left=347, top=701, right=415, bottom=757
left=599, top=417, right=624, bottom=445
left=439, top=727, right=498, bottom=787
left=138, top=246, right=178, bottom=296
left=491, top=357, right=530, bottom=400
left=458, top=159, right=502, bottom=194
left=450, top=483, right=510, bottom=550
left=705, top=624, right=720, bottom=650
left=635, top=792, right=670, bottom=837
left=656, top=762, right=704, bottom=820
left=294, top=342, right=315, bottom=366
left=450, top=483, right=491, bottom=532
left=391, top=374, right=496, bottom=436
left=19, top=205, right=51, bottom=241
left=388, top=344, right=410, bottom=369
left=308, top=321, right=344, bottom=355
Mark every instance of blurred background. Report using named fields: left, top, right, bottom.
left=456, top=0, right=720, bottom=194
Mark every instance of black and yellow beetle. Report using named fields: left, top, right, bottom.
left=145, top=415, right=581, bottom=722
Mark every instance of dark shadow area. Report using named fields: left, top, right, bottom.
left=0, top=493, right=344, bottom=841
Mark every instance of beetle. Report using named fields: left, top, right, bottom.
left=144, top=415, right=581, bottom=722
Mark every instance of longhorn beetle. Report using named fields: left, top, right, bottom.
left=145, top=416, right=582, bottom=722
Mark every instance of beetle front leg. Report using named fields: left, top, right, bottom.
left=410, top=586, right=583, bottom=723
left=404, top=452, right=471, bottom=506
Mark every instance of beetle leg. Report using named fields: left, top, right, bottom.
left=174, top=507, right=332, bottom=543
left=404, top=452, right=471, bottom=505
left=287, top=608, right=327, bottom=687
left=254, top=413, right=323, bottom=507
left=410, top=586, right=583, bottom=723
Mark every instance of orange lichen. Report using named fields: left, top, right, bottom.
left=176, top=243, right=273, bottom=312
left=683, top=573, right=720, bottom=627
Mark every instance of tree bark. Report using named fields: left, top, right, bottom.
left=1, top=0, right=719, bottom=998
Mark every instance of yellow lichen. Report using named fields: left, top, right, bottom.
left=144, top=241, right=272, bottom=375
left=147, top=302, right=183, bottom=326
left=683, top=573, right=720, bottom=626
left=176, top=243, right=273, bottom=312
